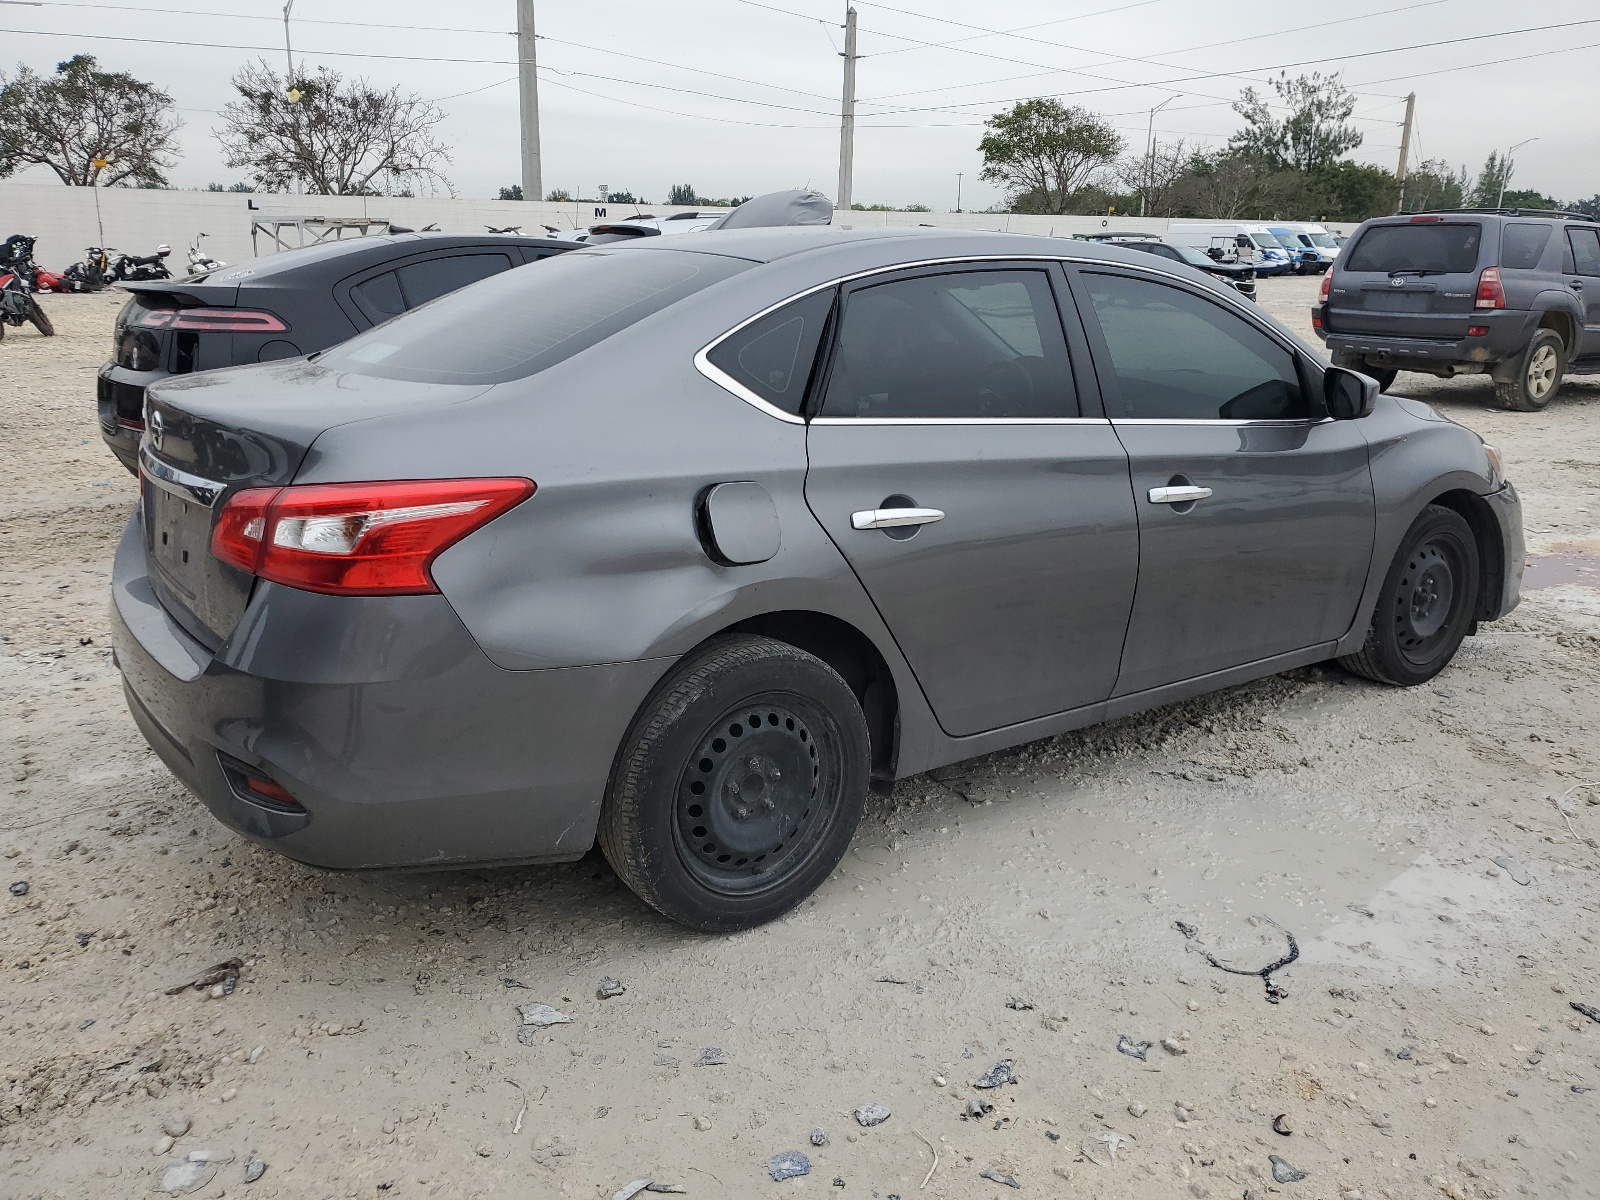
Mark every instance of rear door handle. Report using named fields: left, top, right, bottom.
left=1571, top=280, right=1585, bottom=290
left=851, top=507, right=945, bottom=530
left=1148, top=485, right=1213, bottom=505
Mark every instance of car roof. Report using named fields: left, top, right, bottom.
left=208, top=231, right=572, bottom=282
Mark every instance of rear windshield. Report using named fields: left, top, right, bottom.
left=321, top=248, right=748, bottom=384
left=1344, top=223, right=1482, bottom=274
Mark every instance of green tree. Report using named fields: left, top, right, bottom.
left=1568, top=195, right=1600, bottom=219
left=1170, top=151, right=1295, bottom=219
left=667, top=183, right=697, bottom=205
left=1467, top=151, right=1510, bottom=208
left=1312, top=161, right=1397, bottom=221
left=498, top=183, right=524, bottom=200
left=0, top=54, right=181, bottom=186
left=1400, top=157, right=1467, bottom=212
left=215, top=60, right=450, bottom=196
left=1499, top=188, right=1559, bottom=210
left=1231, top=72, right=1362, bottom=173
left=544, top=187, right=571, bottom=202
left=979, top=99, right=1123, bottom=214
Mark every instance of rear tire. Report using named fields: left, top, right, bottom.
left=1339, top=504, right=1480, bottom=687
left=1365, top=366, right=1398, bottom=393
left=27, top=299, right=54, bottom=337
left=598, top=635, right=870, bottom=931
left=1494, top=329, right=1564, bottom=411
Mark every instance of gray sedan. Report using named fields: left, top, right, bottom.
left=113, top=228, right=1523, bottom=930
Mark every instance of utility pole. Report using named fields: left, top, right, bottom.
left=1394, top=91, right=1415, bottom=213
left=1142, top=95, right=1174, bottom=219
left=955, top=173, right=963, bottom=213
left=518, top=0, right=542, bottom=203
left=836, top=5, right=857, bottom=213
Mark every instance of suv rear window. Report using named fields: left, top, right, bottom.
left=1344, top=223, right=1482, bottom=274
left=323, top=249, right=747, bottom=384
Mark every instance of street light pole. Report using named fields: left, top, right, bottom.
left=1496, top=137, right=1538, bottom=209
left=1142, top=96, right=1174, bottom=218
left=955, top=173, right=963, bottom=213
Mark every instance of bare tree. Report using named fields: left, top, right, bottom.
left=979, top=99, right=1124, bottom=214
left=1171, top=151, right=1297, bottom=219
left=0, top=54, right=180, bottom=186
left=1116, top=138, right=1189, bottom=219
left=215, top=60, right=450, bottom=196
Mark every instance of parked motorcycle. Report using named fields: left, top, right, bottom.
left=2, top=234, right=72, bottom=293
left=63, top=246, right=117, bottom=292
left=0, top=257, right=56, bottom=339
left=114, top=244, right=173, bottom=282
left=186, top=232, right=225, bottom=276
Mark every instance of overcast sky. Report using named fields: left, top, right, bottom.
left=4, top=0, right=1596, bottom=208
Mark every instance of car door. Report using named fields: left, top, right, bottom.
left=803, top=262, right=1139, bottom=737
left=1564, top=226, right=1600, bottom=355
left=1070, top=266, right=1376, bottom=697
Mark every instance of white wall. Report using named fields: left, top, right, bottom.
left=0, top=181, right=1355, bottom=272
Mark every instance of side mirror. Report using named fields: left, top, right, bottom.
left=1324, top=366, right=1379, bottom=420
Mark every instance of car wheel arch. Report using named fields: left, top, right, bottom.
left=1533, top=304, right=1579, bottom=355
left=1426, top=488, right=1507, bottom=623
left=702, top=609, right=902, bottom=787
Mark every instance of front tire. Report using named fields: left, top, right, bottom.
left=1494, top=329, right=1564, bottom=411
left=1339, top=505, right=1480, bottom=687
left=598, top=635, right=870, bottom=931
left=27, top=299, right=54, bottom=337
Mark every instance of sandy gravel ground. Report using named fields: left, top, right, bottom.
left=3, top=278, right=1599, bottom=1200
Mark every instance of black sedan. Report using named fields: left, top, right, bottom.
left=1104, top=236, right=1257, bottom=301
left=97, top=232, right=573, bottom=472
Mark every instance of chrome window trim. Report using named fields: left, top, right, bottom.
left=811, top=416, right=1110, bottom=426
left=139, top=442, right=224, bottom=507
left=693, top=252, right=1297, bottom=424
left=1110, top=417, right=1330, bottom=428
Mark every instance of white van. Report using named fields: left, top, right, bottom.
left=1165, top=222, right=1293, bottom=276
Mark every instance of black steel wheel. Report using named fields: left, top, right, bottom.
left=599, top=635, right=869, bottom=930
left=1339, top=504, right=1480, bottom=687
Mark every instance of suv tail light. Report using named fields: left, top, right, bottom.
left=211, top=478, right=535, bottom=596
left=1474, top=266, right=1505, bottom=310
left=134, top=307, right=288, bottom=333
left=1312, top=270, right=1332, bottom=331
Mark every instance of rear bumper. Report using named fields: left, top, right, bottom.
left=1315, top=309, right=1531, bottom=373
left=110, top=515, right=673, bottom=870
left=97, top=361, right=165, bottom=474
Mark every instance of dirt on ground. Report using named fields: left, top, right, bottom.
left=2, top=278, right=1599, bottom=1200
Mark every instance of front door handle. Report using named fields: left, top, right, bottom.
left=1148, top=485, right=1213, bottom=505
left=851, top=507, right=945, bottom=530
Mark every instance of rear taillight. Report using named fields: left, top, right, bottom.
left=1318, top=272, right=1332, bottom=303
left=210, top=478, right=535, bottom=596
left=134, top=307, right=288, bottom=333
left=1409, top=215, right=1444, bottom=223
left=1474, top=266, right=1505, bottom=310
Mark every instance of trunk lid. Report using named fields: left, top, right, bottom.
left=139, top=361, right=491, bottom=649
left=1325, top=220, right=1486, bottom=338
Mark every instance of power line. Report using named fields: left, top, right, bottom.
left=858, top=17, right=1600, bottom=114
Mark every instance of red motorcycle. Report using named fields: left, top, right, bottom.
left=0, top=235, right=55, bottom=338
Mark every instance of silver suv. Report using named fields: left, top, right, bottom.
left=1313, top=209, right=1600, bottom=410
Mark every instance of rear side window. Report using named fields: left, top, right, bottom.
left=1344, top=223, right=1482, bottom=273
left=1083, top=272, right=1306, bottom=421
left=1501, top=224, right=1552, bottom=270
left=351, top=271, right=405, bottom=324
left=1568, top=228, right=1600, bottom=277
left=705, top=289, right=833, bottom=415
left=323, top=249, right=748, bottom=384
left=819, top=268, right=1077, bottom=419
left=397, top=253, right=513, bottom=307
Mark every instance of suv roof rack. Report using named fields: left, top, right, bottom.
left=1398, top=207, right=1593, bottom=220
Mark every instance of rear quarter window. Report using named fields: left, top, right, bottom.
left=1344, top=223, right=1482, bottom=273
left=1501, top=223, right=1552, bottom=270
left=322, top=249, right=748, bottom=385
